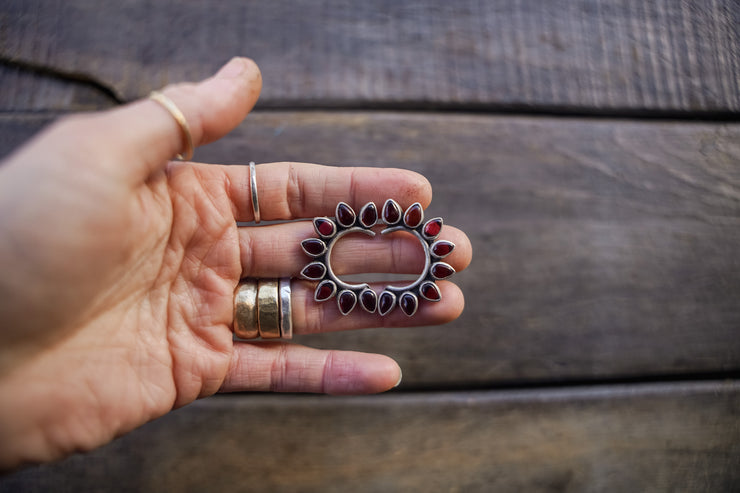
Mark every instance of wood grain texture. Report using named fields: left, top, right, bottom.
left=1, top=112, right=738, bottom=386
left=1, top=381, right=738, bottom=492
left=0, top=63, right=116, bottom=113
left=1, top=0, right=738, bottom=113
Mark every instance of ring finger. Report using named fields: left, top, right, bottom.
left=290, top=280, right=464, bottom=335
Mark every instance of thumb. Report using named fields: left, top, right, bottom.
left=70, top=57, right=261, bottom=182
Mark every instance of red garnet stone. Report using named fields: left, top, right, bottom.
left=336, top=203, right=356, bottom=227
left=301, top=238, right=326, bottom=256
left=431, top=241, right=454, bottom=258
left=314, top=218, right=336, bottom=237
left=360, top=203, right=378, bottom=228
left=382, top=199, right=402, bottom=224
left=431, top=262, right=455, bottom=280
left=403, top=203, right=423, bottom=228
left=315, top=280, right=336, bottom=301
left=338, top=290, right=357, bottom=315
left=423, top=218, right=443, bottom=239
left=420, top=282, right=442, bottom=301
left=378, top=291, right=396, bottom=315
left=302, top=262, right=326, bottom=280
left=360, top=289, right=377, bottom=312
left=399, top=293, right=418, bottom=316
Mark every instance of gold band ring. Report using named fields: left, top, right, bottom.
left=257, top=280, right=281, bottom=339
left=149, top=91, right=194, bottom=161
left=233, top=280, right=259, bottom=339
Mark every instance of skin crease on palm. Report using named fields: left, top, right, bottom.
left=0, top=57, right=472, bottom=470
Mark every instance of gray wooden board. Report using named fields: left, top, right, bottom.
left=1, top=381, right=738, bottom=492
left=0, top=64, right=114, bottom=113
left=1, top=112, right=738, bottom=386
left=1, top=0, right=739, bottom=113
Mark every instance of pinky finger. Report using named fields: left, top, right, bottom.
left=219, top=342, right=402, bottom=395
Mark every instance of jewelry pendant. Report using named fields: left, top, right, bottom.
left=300, top=200, right=455, bottom=316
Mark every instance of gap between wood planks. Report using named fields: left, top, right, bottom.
left=2, top=57, right=740, bottom=123
left=393, top=369, right=740, bottom=393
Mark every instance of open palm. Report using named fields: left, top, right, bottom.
left=0, top=58, right=471, bottom=469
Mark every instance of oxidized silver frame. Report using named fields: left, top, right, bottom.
left=300, top=199, right=455, bottom=316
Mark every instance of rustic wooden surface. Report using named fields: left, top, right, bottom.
left=0, top=64, right=113, bottom=112
left=2, top=381, right=739, bottom=492
left=2, top=113, right=739, bottom=387
left=1, top=0, right=739, bottom=113
left=1, top=0, right=738, bottom=490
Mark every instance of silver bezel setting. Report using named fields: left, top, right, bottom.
left=300, top=199, right=455, bottom=316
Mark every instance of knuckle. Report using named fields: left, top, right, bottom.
left=285, top=162, right=304, bottom=217
left=269, top=344, right=290, bottom=392
left=320, top=351, right=335, bottom=394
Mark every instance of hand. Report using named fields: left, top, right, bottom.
left=0, top=58, right=471, bottom=469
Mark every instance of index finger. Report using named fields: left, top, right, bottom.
left=221, top=161, right=433, bottom=221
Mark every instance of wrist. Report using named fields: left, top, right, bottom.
left=0, top=356, right=85, bottom=471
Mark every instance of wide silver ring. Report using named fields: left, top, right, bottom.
left=299, top=199, right=455, bottom=317
left=279, top=278, right=293, bottom=339
left=249, top=161, right=261, bottom=223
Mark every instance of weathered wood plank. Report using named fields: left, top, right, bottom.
left=0, top=63, right=116, bottom=112
left=1, top=112, right=738, bottom=386
left=1, top=0, right=738, bottom=113
left=2, top=381, right=738, bottom=492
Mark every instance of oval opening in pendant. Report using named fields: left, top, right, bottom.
left=327, top=229, right=426, bottom=289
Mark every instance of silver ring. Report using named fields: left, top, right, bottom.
left=299, top=199, right=456, bottom=317
left=249, top=161, right=261, bottom=223
left=279, top=278, right=293, bottom=339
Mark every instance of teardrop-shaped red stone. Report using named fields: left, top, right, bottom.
left=360, top=203, right=378, bottom=227
left=315, top=218, right=335, bottom=237
left=403, top=203, right=423, bottom=228
left=431, top=263, right=455, bottom=279
left=302, top=238, right=326, bottom=256
left=315, top=281, right=336, bottom=301
left=360, top=289, right=377, bottom=312
left=431, top=241, right=454, bottom=258
left=399, top=293, right=418, bottom=316
left=423, top=218, right=443, bottom=238
left=302, top=263, right=326, bottom=279
left=338, top=290, right=357, bottom=315
left=336, top=203, right=356, bottom=227
left=420, top=282, right=442, bottom=301
left=378, top=291, right=395, bottom=315
left=382, top=200, right=401, bottom=224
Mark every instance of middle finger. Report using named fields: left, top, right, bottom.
left=239, top=221, right=472, bottom=278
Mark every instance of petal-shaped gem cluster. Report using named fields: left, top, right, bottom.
left=300, top=199, right=455, bottom=316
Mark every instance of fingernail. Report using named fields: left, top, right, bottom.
left=394, top=368, right=403, bottom=388
left=216, top=57, right=247, bottom=79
